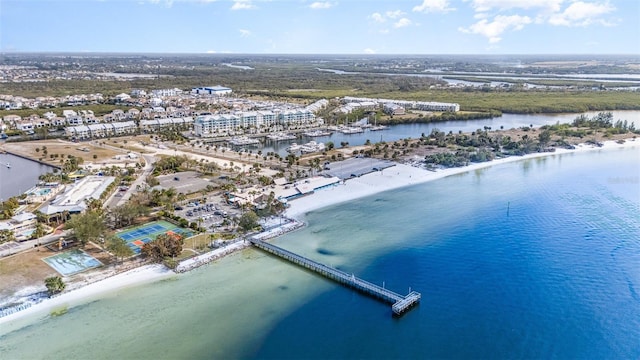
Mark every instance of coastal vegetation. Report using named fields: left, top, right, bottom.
left=106, top=237, right=134, bottom=265
left=141, top=233, right=184, bottom=267
left=3, top=55, right=640, bottom=117
left=44, top=276, right=65, bottom=296
left=64, top=210, right=107, bottom=247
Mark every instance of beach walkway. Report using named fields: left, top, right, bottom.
left=249, top=238, right=420, bottom=316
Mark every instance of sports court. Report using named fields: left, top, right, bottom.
left=116, top=220, right=193, bottom=254
left=43, top=249, right=103, bottom=276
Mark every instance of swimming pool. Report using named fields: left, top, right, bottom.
left=26, top=187, right=52, bottom=196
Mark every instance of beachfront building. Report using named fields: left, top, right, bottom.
left=343, top=96, right=460, bottom=112
left=270, top=176, right=342, bottom=202
left=39, top=176, right=116, bottom=220
left=139, top=117, right=194, bottom=133
left=192, top=86, right=233, bottom=96
left=193, top=109, right=316, bottom=137
left=0, top=212, right=38, bottom=241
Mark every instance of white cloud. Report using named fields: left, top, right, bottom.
left=413, top=0, right=455, bottom=13
left=459, top=14, right=532, bottom=43
left=386, top=10, right=405, bottom=19
left=231, top=0, right=255, bottom=10
left=364, top=48, right=376, bottom=54
left=548, top=1, right=615, bottom=26
left=370, top=9, right=413, bottom=31
left=239, top=29, right=251, bottom=37
left=309, top=2, right=333, bottom=10
left=467, top=0, right=564, bottom=13
left=394, top=18, right=413, bottom=28
left=370, top=12, right=386, bottom=23
left=147, top=0, right=174, bottom=7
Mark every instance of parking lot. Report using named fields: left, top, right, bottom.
left=157, top=171, right=213, bottom=194
left=174, top=198, right=239, bottom=231
left=324, top=158, right=396, bottom=180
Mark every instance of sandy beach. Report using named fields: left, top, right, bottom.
left=1, top=138, right=637, bottom=326
left=0, top=264, right=173, bottom=326
left=285, top=139, right=639, bottom=220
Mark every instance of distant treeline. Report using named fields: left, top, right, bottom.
left=2, top=62, right=640, bottom=116
left=378, top=110, right=502, bottom=125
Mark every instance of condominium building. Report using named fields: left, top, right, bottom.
left=343, top=96, right=460, bottom=112
left=139, top=117, right=194, bottom=132
left=193, top=109, right=316, bottom=137
left=65, top=121, right=137, bottom=140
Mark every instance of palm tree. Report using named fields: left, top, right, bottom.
left=44, top=276, right=65, bottom=296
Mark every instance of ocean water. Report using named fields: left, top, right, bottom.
left=1, top=147, right=639, bottom=359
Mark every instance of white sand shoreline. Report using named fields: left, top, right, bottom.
left=0, top=264, right=174, bottom=326
left=1, top=139, right=637, bottom=327
left=284, top=139, right=639, bottom=220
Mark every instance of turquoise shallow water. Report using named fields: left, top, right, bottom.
left=1, top=147, right=639, bottom=359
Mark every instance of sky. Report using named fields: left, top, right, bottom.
left=1, top=0, right=638, bottom=54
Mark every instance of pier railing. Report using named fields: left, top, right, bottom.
left=249, top=238, right=420, bottom=316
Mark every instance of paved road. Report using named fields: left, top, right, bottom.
left=105, top=153, right=156, bottom=209
left=0, top=229, right=72, bottom=258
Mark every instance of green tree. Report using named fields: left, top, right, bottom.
left=31, top=223, right=47, bottom=240
left=109, top=203, right=148, bottom=228
left=538, top=129, right=552, bottom=147
left=1, top=197, right=20, bottom=219
left=44, top=276, right=66, bottom=297
left=65, top=210, right=107, bottom=247
left=106, top=236, right=134, bottom=265
left=141, top=233, right=184, bottom=262
left=238, top=211, right=259, bottom=232
left=0, top=229, right=15, bottom=244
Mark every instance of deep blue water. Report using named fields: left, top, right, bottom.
left=254, top=147, right=640, bottom=359
left=0, top=147, right=638, bottom=359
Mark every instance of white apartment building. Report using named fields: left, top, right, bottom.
left=151, top=88, right=183, bottom=97
left=193, top=109, right=316, bottom=137
left=65, top=121, right=137, bottom=140
left=343, top=96, right=460, bottom=112
left=139, top=117, right=194, bottom=132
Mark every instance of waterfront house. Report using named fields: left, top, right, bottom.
left=0, top=212, right=38, bottom=241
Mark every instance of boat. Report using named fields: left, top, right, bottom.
left=6, top=162, right=10, bottom=168
left=286, top=143, right=303, bottom=152
left=370, top=125, right=388, bottom=131
left=300, top=141, right=326, bottom=153
left=303, top=130, right=332, bottom=137
left=339, top=127, right=364, bottom=134
left=228, top=136, right=260, bottom=146
left=266, top=133, right=297, bottom=141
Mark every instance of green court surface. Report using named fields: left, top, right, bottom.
left=116, top=220, right=193, bottom=254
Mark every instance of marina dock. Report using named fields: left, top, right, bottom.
left=249, top=238, right=420, bottom=316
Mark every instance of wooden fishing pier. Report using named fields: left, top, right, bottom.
left=249, top=238, right=420, bottom=316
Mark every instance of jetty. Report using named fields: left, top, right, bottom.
left=249, top=238, right=420, bottom=316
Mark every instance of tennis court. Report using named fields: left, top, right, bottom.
left=116, top=220, right=193, bottom=254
